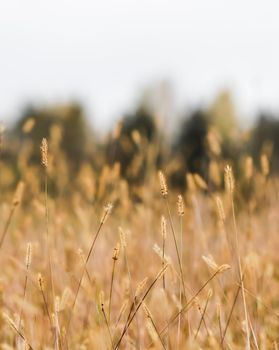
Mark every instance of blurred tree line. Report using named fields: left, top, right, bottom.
left=2, top=90, right=279, bottom=195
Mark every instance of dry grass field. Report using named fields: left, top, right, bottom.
left=0, top=125, right=278, bottom=350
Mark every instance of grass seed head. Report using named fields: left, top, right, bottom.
left=13, top=181, right=25, bottom=207
left=161, top=215, right=167, bottom=239
left=261, top=153, right=269, bottom=177
left=177, top=194, right=185, bottom=216
left=224, top=165, right=234, bottom=194
left=40, top=138, right=48, bottom=168
left=25, top=242, right=32, bottom=269
left=112, top=242, right=120, bottom=260
left=100, top=203, right=113, bottom=224
left=38, top=273, right=45, bottom=291
left=158, top=171, right=168, bottom=197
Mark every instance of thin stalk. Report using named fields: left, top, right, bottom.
left=221, top=279, right=242, bottom=345
left=164, top=198, right=186, bottom=300
left=4, top=315, right=34, bottom=350
left=114, top=300, right=128, bottom=330
left=231, top=192, right=250, bottom=349
left=0, top=205, right=16, bottom=250
left=114, top=264, right=168, bottom=350
left=157, top=267, right=228, bottom=339
left=65, top=205, right=112, bottom=338
left=40, top=288, right=52, bottom=327
left=109, top=258, right=117, bottom=323
left=177, top=214, right=183, bottom=349
left=162, top=230, right=166, bottom=290
left=101, top=305, right=114, bottom=349
left=146, top=314, right=167, bottom=350
left=217, top=304, right=224, bottom=350
left=18, top=264, right=30, bottom=332
left=194, top=296, right=210, bottom=339
left=122, top=240, right=141, bottom=349
left=44, top=171, right=55, bottom=307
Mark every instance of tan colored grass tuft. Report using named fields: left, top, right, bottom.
left=158, top=171, right=168, bottom=197
left=224, top=164, right=234, bottom=194
left=177, top=194, right=184, bottom=216
left=40, top=138, right=48, bottom=168
left=260, top=153, right=269, bottom=177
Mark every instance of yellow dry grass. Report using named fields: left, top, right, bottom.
left=0, top=134, right=278, bottom=350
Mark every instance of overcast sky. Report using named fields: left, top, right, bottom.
left=1, top=0, right=279, bottom=129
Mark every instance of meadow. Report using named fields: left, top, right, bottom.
left=0, top=116, right=278, bottom=350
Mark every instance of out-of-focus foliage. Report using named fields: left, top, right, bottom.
left=13, top=103, right=94, bottom=169
left=249, top=113, right=279, bottom=171
left=2, top=90, right=279, bottom=200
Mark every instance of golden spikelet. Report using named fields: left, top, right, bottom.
left=40, top=138, right=48, bottom=168
left=218, top=264, right=231, bottom=273
left=215, top=196, right=225, bottom=222
left=119, top=227, right=127, bottom=249
left=161, top=215, right=167, bottom=239
left=13, top=181, right=25, bottom=207
left=194, top=173, right=208, bottom=191
left=202, top=255, right=219, bottom=271
left=177, top=194, right=184, bottom=216
left=209, top=160, right=221, bottom=186
left=186, top=173, right=196, bottom=192
left=22, top=118, right=35, bottom=134
left=131, top=130, right=141, bottom=146
left=100, top=203, right=113, bottom=224
left=146, top=319, right=158, bottom=343
left=112, top=242, right=120, bottom=261
left=135, top=277, right=148, bottom=298
left=153, top=243, right=172, bottom=264
left=25, top=242, right=32, bottom=269
left=224, top=165, right=234, bottom=194
left=260, top=154, right=269, bottom=177
left=158, top=171, right=168, bottom=197
left=207, top=127, right=221, bottom=156
left=37, top=273, right=45, bottom=291
left=244, top=156, right=253, bottom=180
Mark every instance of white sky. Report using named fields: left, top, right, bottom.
left=1, top=0, right=279, bottom=129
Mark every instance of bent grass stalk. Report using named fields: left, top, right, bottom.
left=18, top=242, right=32, bottom=333
left=3, top=313, right=34, bottom=350
left=65, top=203, right=113, bottom=339
left=114, top=263, right=169, bottom=350
left=194, top=291, right=211, bottom=339
left=143, top=303, right=167, bottom=350
left=0, top=181, right=25, bottom=250
left=156, top=265, right=230, bottom=340
left=38, top=273, right=52, bottom=327
left=225, top=165, right=250, bottom=349
left=158, top=172, right=187, bottom=300
left=119, top=227, right=141, bottom=347
left=177, top=194, right=184, bottom=349
left=109, top=242, right=119, bottom=324
left=41, top=138, right=55, bottom=310
left=221, top=273, right=244, bottom=345
left=99, top=291, right=114, bottom=349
